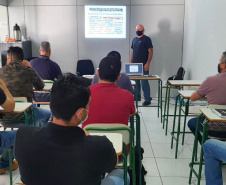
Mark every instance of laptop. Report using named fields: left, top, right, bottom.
left=125, top=63, right=143, bottom=76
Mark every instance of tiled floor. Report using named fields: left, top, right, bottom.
left=1, top=100, right=226, bottom=185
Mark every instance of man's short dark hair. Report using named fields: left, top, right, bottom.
left=99, top=56, right=121, bottom=83
left=222, top=51, right=226, bottom=63
left=7, top=46, right=24, bottom=61
left=50, top=73, right=90, bottom=122
left=107, top=51, right=121, bottom=61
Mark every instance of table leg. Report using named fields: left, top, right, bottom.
left=170, top=94, right=179, bottom=147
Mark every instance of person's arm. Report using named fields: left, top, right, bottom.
left=130, top=51, right=133, bottom=63
left=0, top=79, right=15, bottom=111
left=32, top=71, right=44, bottom=90
left=144, top=48, right=153, bottom=71
left=91, top=75, right=99, bottom=85
left=54, top=63, right=62, bottom=79
left=190, top=92, right=202, bottom=101
left=129, top=93, right=136, bottom=115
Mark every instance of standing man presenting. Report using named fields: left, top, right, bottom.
left=130, top=24, right=153, bottom=106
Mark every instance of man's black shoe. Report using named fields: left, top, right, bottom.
left=142, top=101, right=151, bottom=106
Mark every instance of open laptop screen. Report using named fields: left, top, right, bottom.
left=125, top=63, right=143, bottom=75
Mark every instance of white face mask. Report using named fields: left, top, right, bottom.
left=79, top=109, right=89, bottom=124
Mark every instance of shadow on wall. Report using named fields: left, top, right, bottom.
left=150, top=18, right=183, bottom=83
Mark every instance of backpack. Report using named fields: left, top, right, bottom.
left=167, top=67, right=185, bottom=84
left=128, top=146, right=147, bottom=185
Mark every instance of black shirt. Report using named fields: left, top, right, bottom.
left=131, top=35, right=153, bottom=64
left=15, top=123, right=117, bottom=185
left=0, top=87, right=6, bottom=105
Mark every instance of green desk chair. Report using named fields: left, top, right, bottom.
left=0, top=147, right=13, bottom=185
left=2, top=97, right=35, bottom=128
left=189, top=114, right=226, bottom=185
left=84, top=123, right=136, bottom=185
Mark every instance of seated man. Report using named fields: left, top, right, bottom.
left=92, top=51, right=133, bottom=93
left=15, top=73, right=129, bottom=185
left=0, top=79, right=18, bottom=174
left=30, top=41, right=62, bottom=102
left=30, top=41, right=62, bottom=81
left=0, top=46, right=51, bottom=127
left=188, top=51, right=226, bottom=144
left=203, top=139, right=226, bottom=185
left=82, top=56, right=135, bottom=128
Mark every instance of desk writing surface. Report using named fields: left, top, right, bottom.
left=168, top=80, right=202, bottom=86
left=89, top=133, right=123, bottom=155
left=128, top=75, right=161, bottom=80
left=200, top=108, right=226, bottom=122
left=43, top=80, right=54, bottom=83
left=0, top=102, right=32, bottom=114
left=178, top=90, right=196, bottom=99
left=42, top=83, right=53, bottom=91
left=83, top=75, right=95, bottom=80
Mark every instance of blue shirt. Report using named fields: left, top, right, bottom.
left=131, top=35, right=153, bottom=64
left=30, top=55, right=62, bottom=81
left=91, top=73, right=133, bottom=93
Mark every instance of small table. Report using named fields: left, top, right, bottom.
left=89, top=133, right=123, bottom=155
left=163, top=80, right=202, bottom=133
left=170, top=90, right=204, bottom=158
left=189, top=107, right=226, bottom=185
left=129, top=75, right=162, bottom=120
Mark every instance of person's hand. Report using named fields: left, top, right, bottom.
left=22, top=60, right=31, bottom=67
left=144, top=63, right=150, bottom=71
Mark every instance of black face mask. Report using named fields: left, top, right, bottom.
left=218, top=64, right=221, bottom=73
left=136, top=30, right=143, bottom=36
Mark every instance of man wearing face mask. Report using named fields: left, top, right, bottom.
left=130, top=24, right=153, bottom=106
left=15, top=73, right=129, bottom=185
left=187, top=51, right=226, bottom=144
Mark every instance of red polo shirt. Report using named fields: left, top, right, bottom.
left=82, top=83, right=135, bottom=128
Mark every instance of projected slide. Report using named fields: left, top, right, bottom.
left=85, top=6, right=126, bottom=38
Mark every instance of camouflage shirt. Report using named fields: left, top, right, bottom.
left=0, top=61, right=44, bottom=102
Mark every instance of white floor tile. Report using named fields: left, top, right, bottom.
left=162, top=177, right=206, bottom=185
left=143, top=158, right=160, bottom=177
left=142, top=142, right=154, bottom=157
left=155, top=158, right=192, bottom=177
left=152, top=143, right=192, bottom=159
left=145, top=176, right=162, bottom=185
left=147, top=131, right=172, bottom=144
left=0, top=173, right=19, bottom=185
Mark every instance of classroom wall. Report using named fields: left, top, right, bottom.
left=7, top=0, right=185, bottom=97
left=183, top=0, right=226, bottom=81
left=0, top=0, right=7, bottom=6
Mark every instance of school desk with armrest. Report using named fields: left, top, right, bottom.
left=84, top=123, right=135, bottom=185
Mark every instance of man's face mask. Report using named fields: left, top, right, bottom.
left=136, top=30, right=143, bottom=36
left=79, top=109, right=89, bottom=124
left=218, top=64, right=221, bottom=73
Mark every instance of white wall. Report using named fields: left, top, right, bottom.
left=0, top=0, right=7, bottom=6
left=7, top=0, right=185, bottom=97
left=183, top=0, right=226, bottom=81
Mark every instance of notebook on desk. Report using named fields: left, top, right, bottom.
left=211, top=108, right=226, bottom=118
left=125, top=63, right=143, bottom=76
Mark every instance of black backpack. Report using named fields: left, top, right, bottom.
left=167, top=67, right=185, bottom=84
left=128, top=146, right=147, bottom=185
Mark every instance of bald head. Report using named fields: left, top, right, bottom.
left=136, top=24, right=144, bottom=31
left=136, top=24, right=145, bottom=37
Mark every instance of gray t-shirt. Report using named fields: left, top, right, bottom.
left=91, top=73, right=133, bottom=93
left=197, top=71, right=226, bottom=105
